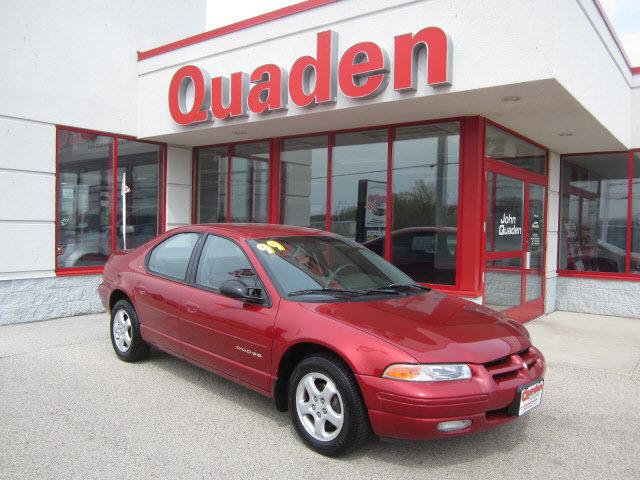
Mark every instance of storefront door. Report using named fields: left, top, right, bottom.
left=485, top=159, right=546, bottom=322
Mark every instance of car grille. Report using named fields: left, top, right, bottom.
left=484, top=348, right=539, bottom=383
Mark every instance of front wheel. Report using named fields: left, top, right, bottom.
left=110, top=299, right=150, bottom=362
left=287, top=354, right=370, bottom=456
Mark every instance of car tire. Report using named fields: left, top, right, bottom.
left=287, top=353, right=370, bottom=456
left=110, top=299, right=150, bottom=362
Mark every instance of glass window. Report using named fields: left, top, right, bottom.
left=331, top=130, right=388, bottom=244
left=484, top=257, right=523, bottom=310
left=389, top=122, right=459, bottom=285
left=280, top=136, right=328, bottom=229
left=249, top=235, right=415, bottom=300
left=632, top=152, right=640, bottom=274
left=147, top=233, right=199, bottom=280
left=559, top=153, right=629, bottom=273
left=56, top=130, right=113, bottom=268
left=198, top=146, right=228, bottom=223
left=195, top=235, right=258, bottom=290
left=487, top=174, right=524, bottom=252
left=231, top=142, right=269, bottom=223
left=56, top=128, right=164, bottom=271
left=486, top=124, right=546, bottom=175
left=117, top=140, right=161, bottom=250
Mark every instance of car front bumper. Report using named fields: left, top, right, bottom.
left=356, top=346, right=545, bottom=440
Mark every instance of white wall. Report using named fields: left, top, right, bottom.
left=632, top=84, right=640, bottom=147
left=137, top=0, right=634, bottom=153
left=0, top=118, right=56, bottom=279
left=166, top=146, right=193, bottom=230
left=0, top=0, right=205, bottom=135
left=554, top=0, right=632, bottom=149
left=138, top=0, right=555, bottom=141
left=0, top=0, right=205, bottom=280
left=545, top=152, right=561, bottom=313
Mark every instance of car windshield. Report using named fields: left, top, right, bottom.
left=248, top=235, right=426, bottom=300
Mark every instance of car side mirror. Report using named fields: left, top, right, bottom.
left=219, top=279, right=264, bottom=304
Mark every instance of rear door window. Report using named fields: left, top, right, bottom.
left=147, top=233, right=199, bottom=280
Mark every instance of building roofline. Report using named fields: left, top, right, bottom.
left=136, top=0, right=337, bottom=61
left=592, top=0, right=639, bottom=74
left=137, top=0, right=639, bottom=75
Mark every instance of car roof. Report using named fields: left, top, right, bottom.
left=173, top=223, right=329, bottom=241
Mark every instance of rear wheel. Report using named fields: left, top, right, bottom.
left=288, top=354, right=370, bottom=456
left=110, top=300, right=150, bottom=362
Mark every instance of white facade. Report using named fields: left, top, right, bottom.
left=0, top=0, right=205, bottom=323
left=1, top=0, right=639, bottom=324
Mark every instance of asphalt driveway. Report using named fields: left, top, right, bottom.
left=0, top=311, right=638, bottom=479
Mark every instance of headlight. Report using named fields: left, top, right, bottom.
left=382, top=364, right=472, bottom=382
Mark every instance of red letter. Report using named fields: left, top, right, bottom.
left=394, top=27, right=451, bottom=91
left=168, top=65, right=211, bottom=125
left=211, top=72, right=249, bottom=119
left=338, top=41, right=389, bottom=99
left=289, top=30, right=338, bottom=107
left=248, top=64, right=288, bottom=114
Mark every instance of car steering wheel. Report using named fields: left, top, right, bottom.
left=326, top=263, right=360, bottom=283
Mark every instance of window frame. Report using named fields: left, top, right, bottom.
left=192, top=116, right=481, bottom=294
left=55, top=125, right=167, bottom=277
left=193, top=140, right=275, bottom=224
left=145, top=231, right=203, bottom=283
left=188, top=233, right=272, bottom=307
left=558, top=149, right=640, bottom=281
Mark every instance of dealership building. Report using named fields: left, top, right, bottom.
left=1, top=0, right=639, bottom=325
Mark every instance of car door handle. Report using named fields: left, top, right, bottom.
left=184, top=301, right=200, bottom=313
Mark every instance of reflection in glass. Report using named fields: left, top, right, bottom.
left=485, top=124, right=546, bottom=174
left=485, top=257, right=522, bottom=311
left=389, top=122, right=459, bottom=285
left=526, top=184, right=545, bottom=301
left=280, top=136, right=328, bottom=229
left=57, top=130, right=113, bottom=267
left=487, top=174, right=524, bottom=252
left=117, top=139, right=160, bottom=250
left=231, top=142, right=270, bottom=223
left=559, top=153, right=629, bottom=273
left=331, top=130, right=388, bottom=245
left=198, top=146, right=228, bottom=223
left=632, top=153, right=640, bottom=273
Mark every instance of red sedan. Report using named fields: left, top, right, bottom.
left=98, top=224, right=545, bottom=456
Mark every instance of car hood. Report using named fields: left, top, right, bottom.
left=305, top=291, right=531, bottom=364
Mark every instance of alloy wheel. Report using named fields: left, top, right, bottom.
left=112, top=309, right=133, bottom=353
left=295, top=372, right=344, bottom=441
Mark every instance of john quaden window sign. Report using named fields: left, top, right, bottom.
left=168, top=26, right=452, bottom=125
left=498, top=213, right=522, bottom=237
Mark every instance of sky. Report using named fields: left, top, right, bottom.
left=205, top=0, right=640, bottom=66
left=600, top=0, right=640, bottom=65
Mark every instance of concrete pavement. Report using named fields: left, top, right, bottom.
left=0, top=311, right=639, bottom=479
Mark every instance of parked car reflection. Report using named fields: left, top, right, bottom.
left=364, top=226, right=457, bottom=285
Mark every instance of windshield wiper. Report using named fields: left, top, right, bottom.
left=380, top=283, right=432, bottom=292
left=360, top=287, right=402, bottom=295
left=287, top=288, right=364, bottom=298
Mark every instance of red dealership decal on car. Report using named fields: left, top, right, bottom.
left=168, top=27, right=452, bottom=125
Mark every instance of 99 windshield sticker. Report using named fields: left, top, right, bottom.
left=256, top=240, right=286, bottom=254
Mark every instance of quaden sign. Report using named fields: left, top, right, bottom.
left=168, top=27, right=452, bottom=125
